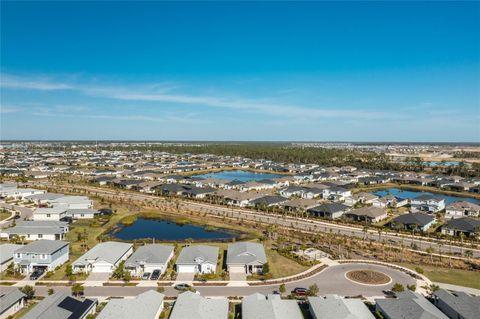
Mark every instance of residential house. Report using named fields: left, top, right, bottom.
left=372, top=195, right=409, bottom=208
left=433, top=289, right=480, bottom=319
left=344, top=192, right=379, bottom=206
left=307, top=203, right=350, bottom=219
left=441, top=218, right=480, bottom=238
left=97, top=290, right=164, bottom=319
left=0, top=220, right=69, bottom=240
left=33, top=207, right=68, bottom=221
left=14, top=240, right=69, bottom=274
left=410, top=194, right=446, bottom=213
left=169, top=291, right=228, bottom=319
left=375, top=291, right=448, bottom=319
left=280, top=198, right=319, bottom=212
left=249, top=195, right=288, bottom=208
left=66, top=209, right=98, bottom=219
left=322, top=187, right=352, bottom=201
left=0, top=244, right=22, bottom=272
left=242, top=293, right=302, bottom=319
left=445, top=201, right=480, bottom=219
left=214, top=190, right=263, bottom=207
left=176, top=245, right=219, bottom=274
left=0, top=290, right=25, bottom=319
left=124, top=244, right=174, bottom=277
left=22, top=292, right=97, bottom=319
left=389, top=213, right=436, bottom=232
left=72, top=241, right=133, bottom=274
left=309, top=295, right=374, bottom=319
left=345, top=207, right=388, bottom=224
left=226, top=242, right=267, bottom=274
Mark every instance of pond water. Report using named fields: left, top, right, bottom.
left=113, top=218, right=239, bottom=241
left=193, top=169, right=283, bottom=182
left=371, top=188, right=480, bottom=205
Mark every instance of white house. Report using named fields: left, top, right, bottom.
left=0, top=290, right=25, bottom=319
left=124, top=244, right=174, bottom=277
left=226, top=242, right=267, bottom=274
left=66, top=209, right=97, bottom=219
left=410, top=194, right=445, bottom=213
left=72, top=242, right=133, bottom=274
left=445, top=201, right=480, bottom=219
left=33, top=207, right=68, bottom=221
left=176, top=245, right=218, bottom=274
left=0, top=221, right=69, bottom=241
left=13, top=240, right=69, bottom=274
left=322, top=187, right=352, bottom=201
left=0, top=244, right=22, bottom=272
left=97, top=290, right=164, bottom=319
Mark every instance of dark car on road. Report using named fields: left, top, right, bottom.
left=150, top=269, right=161, bottom=280
left=29, top=269, right=44, bottom=280
left=291, top=287, right=307, bottom=297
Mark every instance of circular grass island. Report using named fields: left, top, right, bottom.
left=345, top=269, right=391, bottom=285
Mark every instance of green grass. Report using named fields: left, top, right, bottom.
left=0, top=210, right=12, bottom=221
left=397, top=263, right=480, bottom=289
left=264, top=241, right=309, bottom=279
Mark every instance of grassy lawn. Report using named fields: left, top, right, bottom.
left=264, top=241, right=309, bottom=279
left=11, top=300, right=38, bottom=319
left=0, top=209, right=12, bottom=221
left=0, top=271, right=25, bottom=281
left=396, top=263, right=480, bottom=289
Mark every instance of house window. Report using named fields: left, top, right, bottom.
left=16, top=253, right=21, bottom=258
left=38, top=234, right=43, bottom=238
left=41, top=254, right=46, bottom=259
left=46, top=214, right=51, bottom=218
left=80, top=214, right=84, bottom=217
left=27, top=234, right=30, bottom=238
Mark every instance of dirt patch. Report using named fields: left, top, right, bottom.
left=346, top=269, right=391, bottom=285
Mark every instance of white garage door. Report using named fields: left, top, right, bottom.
left=92, top=264, right=112, bottom=273
left=229, top=265, right=245, bottom=273
left=177, top=265, right=196, bottom=273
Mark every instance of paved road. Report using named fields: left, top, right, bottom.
left=31, top=183, right=480, bottom=259
left=0, top=202, right=33, bottom=227
left=2, top=263, right=415, bottom=298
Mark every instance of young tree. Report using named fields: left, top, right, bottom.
left=391, top=283, right=405, bottom=293
left=65, top=264, right=73, bottom=277
left=71, top=283, right=84, bottom=297
left=262, top=263, right=270, bottom=274
left=406, top=284, right=416, bottom=291
left=279, top=283, right=286, bottom=294
left=308, top=284, right=319, bottom=296
left=47, top=288, right=55, bottom=295
left=20, top=285, right=35, bottom=300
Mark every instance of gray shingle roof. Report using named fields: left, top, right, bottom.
left=169, top=291, right=228, bottom=319
left=15, top=240, right=68, bottom=255
left=226, top=242, right=267, bottom=266
left=376, top=291, right=448, bottom=319
left=73, top=241, right=132, bottom=266
left=0, top=289, right=25, bottom=315
left=242, top=293, right=302, bottom=319
left=97, top=290, right=164, bottom=319
left=308, top=295, right=375, bottom=319
left=0, top=244, right=22, bottom=265
left=124, top=244, right=174, bottom=268
left=391, top=213, right=434, bottom=227
left=434, top=289, right=480, bottom=319
left=176, top=245, right=219, bottom=265
left=22, top=292, right=96, bottom=319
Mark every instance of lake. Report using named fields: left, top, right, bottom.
left=112, top=218, right=239, bottom=241
left=371, top=188, right=480, bottom=205
left=193, top=169, right=283, bottom=182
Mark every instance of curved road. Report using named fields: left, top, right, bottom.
left=2, top=263, right=415, bottom=298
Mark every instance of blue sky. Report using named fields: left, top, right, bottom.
left=1, top=1, right=479, bottom=141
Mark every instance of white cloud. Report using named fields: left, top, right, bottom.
left=1, top=72, right=406, bottom=120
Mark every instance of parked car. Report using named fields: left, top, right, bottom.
left=150, top=269, right=161, bottom=280
left=142, top=272, right=151, bottom=280
left=382, top=290, right=396, bottom=298
left=29, top=269, right=44, bottom=280
left=174, top=283, right=192, bottom=291
left=272, top=290, right=280, bottom=295
left=291, top=287, right=307, bottom=297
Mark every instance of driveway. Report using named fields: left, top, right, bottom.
left=229, top=272, right=247, bottom=282
left=86, top=272, right=110, bottom=286
left=175, top=272, right=195, bottom=283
